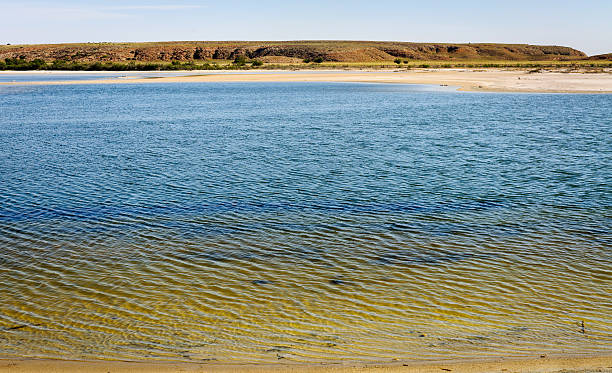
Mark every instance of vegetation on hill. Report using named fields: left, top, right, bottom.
left=0, top=40, right=588, bottom=62
left=0, top=41, right=609, bottom=71
left=0, top=56, right=256, bottom=71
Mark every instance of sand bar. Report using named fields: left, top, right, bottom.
left=1, top=354, right=612, bottom=373
left=1, top=69, right=612, bottom=93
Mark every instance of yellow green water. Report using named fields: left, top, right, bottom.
left=2, top=229, right=610, bottom=362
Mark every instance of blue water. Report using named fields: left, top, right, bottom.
left=0, top=73, right=128, bottom=82
left=0, top=72, right=221, bottom=83
left=2, top=83, right=609, bottom=234
left=0, top=70, right=387, bottom=83
left=0, top=82, right=610, bottom=362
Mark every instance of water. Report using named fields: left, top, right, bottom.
left=0, top=72, right=206, bottom=83
left=0, top=70, right=388, bottom=83
left=0, top=82, right=610, bottom=363
left=0, top=72, right=134, bottom=83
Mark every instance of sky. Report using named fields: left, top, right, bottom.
left=2, top=0, right=611, bottom=56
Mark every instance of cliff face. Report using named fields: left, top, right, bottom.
left=0, top=41, right=588, bottom=63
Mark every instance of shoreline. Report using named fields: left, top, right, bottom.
left=1, top=69, right=612, bottom=93
left=2, top=354, right=612, bottom=373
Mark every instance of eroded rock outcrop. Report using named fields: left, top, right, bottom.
left=0, top=41, right=589, bottom=63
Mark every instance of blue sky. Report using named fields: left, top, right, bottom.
left=2, top=0, right=611, bottom=55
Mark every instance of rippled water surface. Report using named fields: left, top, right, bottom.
left=0, top=72, right=222, bottom=83
left=0, top=70, right=382, bottom=83
left=0, top=72, right=134, bottom=82
left=0, top=82, right=610, bottom=363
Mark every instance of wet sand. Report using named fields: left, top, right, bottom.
left=1, top=69, right=612, bottom=93
left=1, top=354, right=611, bottom=373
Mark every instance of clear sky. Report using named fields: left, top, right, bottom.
left=2, top=0, right=611, bottom=56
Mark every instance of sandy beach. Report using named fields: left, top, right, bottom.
left=1, top=69, right=612, bottom=93
left=1, top=354, right=611, bottom=373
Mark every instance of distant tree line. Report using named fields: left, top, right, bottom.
left=0, top=57, right=266, bottom=71
left=0, top=56, right=609, bottom=71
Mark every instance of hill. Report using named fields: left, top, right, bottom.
left=588, top=53, right=612, bottom=60
left=0, top=41, right=588, bottom=63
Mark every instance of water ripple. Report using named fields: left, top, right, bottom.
left=0, top=83, right=610, bottom=363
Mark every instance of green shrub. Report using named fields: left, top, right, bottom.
left=86, top=62, right=105, bottom=71
left=30, top=59, right=47, bottom=69
left=233, top=55, right=247, bottom=65
left=51, top=59, right=69, bottom=69
left=394, top=58, right=402, bottom=64
left=2, top=57, right=49, bottom=70
left=251, top=60, right=264, bottom=67
left=142, top=63, right=161, bottom=70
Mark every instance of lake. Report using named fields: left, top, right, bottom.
left=0, top=81, right=610, bottom=363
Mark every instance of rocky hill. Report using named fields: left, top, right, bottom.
left=0, top=41, right=588, bottom=63
left=588, top=53, right=612, bottom=60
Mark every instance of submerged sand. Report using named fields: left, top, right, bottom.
left=1, top=354, right=612, bottom=373
left=1, top=69, right=612, bottom=93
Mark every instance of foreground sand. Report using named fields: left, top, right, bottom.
left=1, top=355, right=612, bottom=373
left=2, top=69, right=612, bottom=93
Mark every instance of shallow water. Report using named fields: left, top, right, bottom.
left=0, top=70, right=388, bottom=83
left=0, top=72, right=129, bottom=82
left=0, top=82, right=610, bottom=363
left=0, top=72, right=205, bottom=83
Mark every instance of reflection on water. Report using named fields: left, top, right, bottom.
left=0, top=83, right=610, bottom=363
